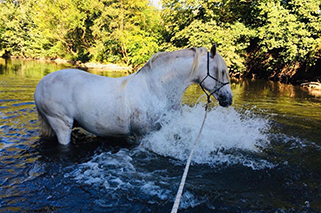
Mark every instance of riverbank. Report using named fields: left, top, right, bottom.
left=230, top=60, right=321, bottom=85
left=2, top=55, right=320, bottom=85
left=55, top=59, right=132, bottom=72
left=243, top=55, right=321, bottom=85
left=3, top=56, right=132, bottom=73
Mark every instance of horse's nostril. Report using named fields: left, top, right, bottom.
left=218, top=95, right=232, bottom=107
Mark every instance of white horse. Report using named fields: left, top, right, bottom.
left=34, top=45, right=232, bottom=145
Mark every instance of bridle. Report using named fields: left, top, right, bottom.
left=199, top=52, right=229, bottom=105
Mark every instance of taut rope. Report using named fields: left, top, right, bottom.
left=171, top=51, right=228, bottom=213
left=170, top=101, right=209, bottom=213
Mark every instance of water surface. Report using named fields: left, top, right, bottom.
left=0, top=59, right=320, bottom=212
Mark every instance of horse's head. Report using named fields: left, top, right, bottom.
left=195, top=45, right=233, bottom=107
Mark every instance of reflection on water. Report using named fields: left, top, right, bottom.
left=1, top=59, right=321, bottom=212
left=301, top=86, right=321, bottom=98
left=0, top=58, right=70, bottom=77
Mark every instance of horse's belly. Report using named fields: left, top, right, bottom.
left=75, top=114, right=131, bottom=138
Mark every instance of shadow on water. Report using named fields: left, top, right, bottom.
left=35, top=133, right=136, bottom=164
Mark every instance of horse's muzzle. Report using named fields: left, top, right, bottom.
left=218, top=94, right=233, bottom=107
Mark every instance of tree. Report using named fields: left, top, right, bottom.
left=90, top=0, right=161, bottom=66
left=161, top=0, right=321, bottom=82
left=33, top=0, right=98, bottom=61
left=248, top=0, right=321, bottom=81
left=1, top=0, right=320, bottom=81
left=32, top=0, right=162, bottom=65
left=0, top=0, right=44, bottom=58
left=161, top=0, right=254, bottom=71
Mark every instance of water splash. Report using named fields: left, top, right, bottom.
left=142, top=104, right=271, bottom=166
left=65, top=148, right=174, bottom=206
left=63, top=104, right=277, bottom=210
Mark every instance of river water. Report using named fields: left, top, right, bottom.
left=0, top=59, right=320, bottom=212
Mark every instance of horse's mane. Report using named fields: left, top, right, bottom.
left=136, top=47, right=208, bottom=74
left=135, top=47, right=229, bottom=84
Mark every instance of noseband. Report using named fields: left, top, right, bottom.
left=199, top=52, right=229, bottom=104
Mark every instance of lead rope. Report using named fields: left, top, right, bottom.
left=171, top=52, right=213, bottom=213
left=170, top=102, right=209, bottom=213
left=171, top=51, right=229, bottom=212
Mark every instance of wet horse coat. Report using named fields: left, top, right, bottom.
left=34, top=46, right=232, bottom=145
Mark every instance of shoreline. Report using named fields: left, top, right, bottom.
left=2, top=56, right=319, bottom=85
left=1, top=56, right=132, bottom=72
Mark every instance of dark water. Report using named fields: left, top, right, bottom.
left=0, top=59, right=321, bottom=212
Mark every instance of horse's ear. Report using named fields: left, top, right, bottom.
left=210, top=43, right=217, bottom=58
left=190, top=47, right=197, bottom=52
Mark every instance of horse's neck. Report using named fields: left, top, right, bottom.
left=142, top=57, right=196, bottom=106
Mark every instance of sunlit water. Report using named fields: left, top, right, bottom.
left=1, top=59, right=321, bottom=212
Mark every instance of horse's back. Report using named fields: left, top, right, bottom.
left=35, top=69, right=100, bottom=92
left=35, top=68, right=108, bottom=100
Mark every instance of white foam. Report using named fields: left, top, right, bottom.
left=141, top=104, right=271, bottom=167
left=179, top=190, right=206, bottom=209
left=65, top=104, right=275, bottom=208
left=65, top=148, right=173, bottom=203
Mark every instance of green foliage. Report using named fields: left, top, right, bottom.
left=170, top=20, right=254, bottom=70
left=255, top=0, right=321, bottom=72
left=161, top=0, right=321, bottom=75
left=0, top=0, right=320, bottom=76
left=88, top=0, right=161, bottom=65
left=0, top=0, right=161, bottom=67
left=0, top=0, right=43, bottom=58
left=161, top=0, right=256, bottom=71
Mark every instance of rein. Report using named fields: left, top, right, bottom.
left=171, top=52, right=229, bottom=213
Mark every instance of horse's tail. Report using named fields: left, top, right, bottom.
left=37, top=108, right=55, bottom=138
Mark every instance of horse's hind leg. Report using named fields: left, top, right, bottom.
left=46, top=116, right=73, bottom=145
